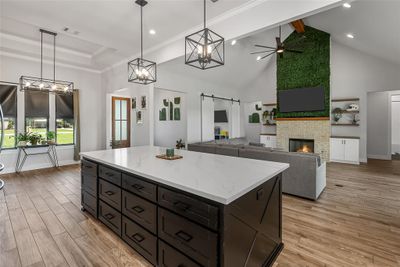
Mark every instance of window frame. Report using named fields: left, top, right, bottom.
left=0, top=82, right=18, bottom=150
left=24, top=116, right=50, bottom=140
left=55, top=94, right=75, bottom=146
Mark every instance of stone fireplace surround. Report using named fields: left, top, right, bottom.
left=276, top=120, right=330, bottom=162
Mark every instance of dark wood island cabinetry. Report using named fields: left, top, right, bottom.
left=81, top=147, right=288, bottom=267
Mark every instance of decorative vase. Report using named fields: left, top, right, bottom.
left=166, top=148, right=174, bottom=158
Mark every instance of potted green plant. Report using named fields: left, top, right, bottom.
left=262, top=110, right=269, bottom=124
left=332, top=108, right=343, bottom=124
left=16, top=133, right=30, bottom=147
left=47, top=131, right=56, bottom=145
left=29, top=133, right=43, bottom=146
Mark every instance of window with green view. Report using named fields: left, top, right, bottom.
left=0, top=84, right=17, bottom=149
left=56, top=94, right=74, bottom=145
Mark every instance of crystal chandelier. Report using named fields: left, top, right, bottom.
left=20, top=29, right=74, bottom=94
left=128, top=0, right=157, bottom=84
left=185, top=0, right=225, bottom=70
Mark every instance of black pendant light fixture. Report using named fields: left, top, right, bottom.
left=128, top=0, right=157, bottom=84
left=20, top=29, right=74, bottom=94
left=185, top=0, right=224, bottom=70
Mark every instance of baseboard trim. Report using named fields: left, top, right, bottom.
left=2, top=160, right=79, bottom=174
left=367, top=154, right=392, bottom=160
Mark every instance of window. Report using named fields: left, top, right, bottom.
left=25, top=91, right=49, bottom=139
left=56, top=94, right=74, bottom=145
left=0, top=84, right=17, bottom=149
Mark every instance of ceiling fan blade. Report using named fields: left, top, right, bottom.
left=286, top=49, right=303, bottom=53
left=254, top=44, right=276, bottom=49
left=276, top=37, right=281, bottom=46
left=260, top=51, right=276, bottom=60
left=250, top=50, right=275, bottom=55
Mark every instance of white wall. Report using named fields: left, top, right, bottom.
left=154, top=88, right=186, bottom=148
left=392, top=95, right=400, bottom=154
left=0, top=55, right=104, bottom=173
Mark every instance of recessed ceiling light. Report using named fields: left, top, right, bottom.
left=149, top=29, right=156, bottom=35
left=346, top=33, right=354, bottom=39
left=231, top=39, right=237, bottom=46
left=343, top=2, right=351, bottom=8
left=256, top=56, right=262, bottom=61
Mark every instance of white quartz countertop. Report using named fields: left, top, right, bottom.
left=80, top=146, right=289, bottom=205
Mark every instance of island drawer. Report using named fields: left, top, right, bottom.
left=81, top=159, right=97, bottom=176
left=99, top=200, right=121, bottom=236
left=158, top=187, right=219, bottom=231
left=99, top=179, right=121, bottom=211
left=81, top=190, right=97, bottom=218
left=122, top=173, right=157, bottom=202
left=158, top=208, right=218, bottom=267
left=99, top=165, right=121, bottom=186
left=122, top=190, right=157, bottom=234
left=82, top=173, right=97, bottom=196
left=159, top=240, right=201, bottom=267
left=122, top=216, right=157, bottom=266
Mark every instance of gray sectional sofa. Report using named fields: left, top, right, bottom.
left=188, top=139, right=326, bottom=200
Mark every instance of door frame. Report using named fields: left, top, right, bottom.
left=111, top=96, right=131, bottom=148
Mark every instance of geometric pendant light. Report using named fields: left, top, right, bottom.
left=185, top=0, right=225, bottom=70
left=128, top=0, right=157, bottom=84
left=20, top=29, right=74, bottom=94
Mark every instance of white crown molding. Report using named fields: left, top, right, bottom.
left=0, top=50, right=101, bottom=74
left=0, top=31, right=93, bottom=59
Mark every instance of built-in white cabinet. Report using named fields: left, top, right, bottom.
left=330, top=137, right=359, bottom=164
left=260, top=135, right=277, bottom=148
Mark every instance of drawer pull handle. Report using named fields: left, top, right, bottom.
left=105, top=172, right=114, bottom=177
left=132, top=206, right=144, bottom=213
left=104, top=213, right=115, bottom=220
left=132, top=184, right=144, bottom=190
left=174, top=201, right=190, bottom=211
left=105, top=191, right=115, bottom=196
left=175, top=230, right=193, bottom=242
left=84, top=165, right=93, bottom=169
left=132, top=233, right=145, bottom=243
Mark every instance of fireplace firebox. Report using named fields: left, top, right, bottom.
left=289, top=138, right=314, bottom=153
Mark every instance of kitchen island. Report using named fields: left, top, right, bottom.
left=80, top=146, right=289, bottom=267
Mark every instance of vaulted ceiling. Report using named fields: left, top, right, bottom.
left=0, top=0, right=251, bottom=71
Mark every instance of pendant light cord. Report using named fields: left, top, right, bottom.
left=53, top=34, right=56, bottom=82
left=40, top=31, right=43, bottom=80
left=203, top=0, right=206, bottom=29
left=141, top=4, right=143, bottom=60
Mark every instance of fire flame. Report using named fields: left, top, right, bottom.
left=297, top=145, right=312, bottom=153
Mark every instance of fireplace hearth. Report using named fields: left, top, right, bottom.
left=289, top=138, right=315, bottom=153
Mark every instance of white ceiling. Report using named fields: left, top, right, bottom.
left=161, top=0, right=400, bottom=92
left=0, top=0, right=251, bottom=71
left=305, top=0, right=400, bottom=67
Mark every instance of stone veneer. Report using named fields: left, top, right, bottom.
left=276, top=120, right=330, bottom=162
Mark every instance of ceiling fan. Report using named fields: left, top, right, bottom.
left=251, top=25, right=306, bottom=60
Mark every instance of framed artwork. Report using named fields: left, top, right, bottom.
left=132, top=97, right=136, bottom=109
left=136, top=110, right=143, bottom=124
left=141, top=96, right=147, bottom=109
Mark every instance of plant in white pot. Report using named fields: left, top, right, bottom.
left=47, top=131, right=56, bottom=145
left=16, top=133, right=30, bottom=147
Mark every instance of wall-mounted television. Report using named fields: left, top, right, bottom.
left=278, top=86, right=325, bottom=113
left=214, top=110, right=228, bottom=123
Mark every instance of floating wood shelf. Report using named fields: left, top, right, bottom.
left=331, top=98, right=360, bottom=102
left=263, top=103, right=277, bottom=107
left=263, top=123, right=277, bottom=126
left=336, top=110, right=360, bottom=114
left=276, top=117, right=330, bottom=121
left=331, top=124, right=359, bottom=126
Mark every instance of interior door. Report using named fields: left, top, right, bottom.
left=112, top=97, right=131, bottom=148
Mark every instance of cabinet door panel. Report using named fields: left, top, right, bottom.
left=344, top=139, right=359, bottom=163
left=330, top=139, right=345, bottom=161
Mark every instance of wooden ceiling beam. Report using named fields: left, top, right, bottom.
left=291, top=19, right=305, bottom=33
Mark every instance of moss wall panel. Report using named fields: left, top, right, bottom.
left=277, top=26, right=330, bottom=118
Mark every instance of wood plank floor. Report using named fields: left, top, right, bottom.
left=0, top=160, right=399, bottom=267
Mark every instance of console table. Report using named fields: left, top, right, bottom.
left=15, top=144, right=59, bottom=173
